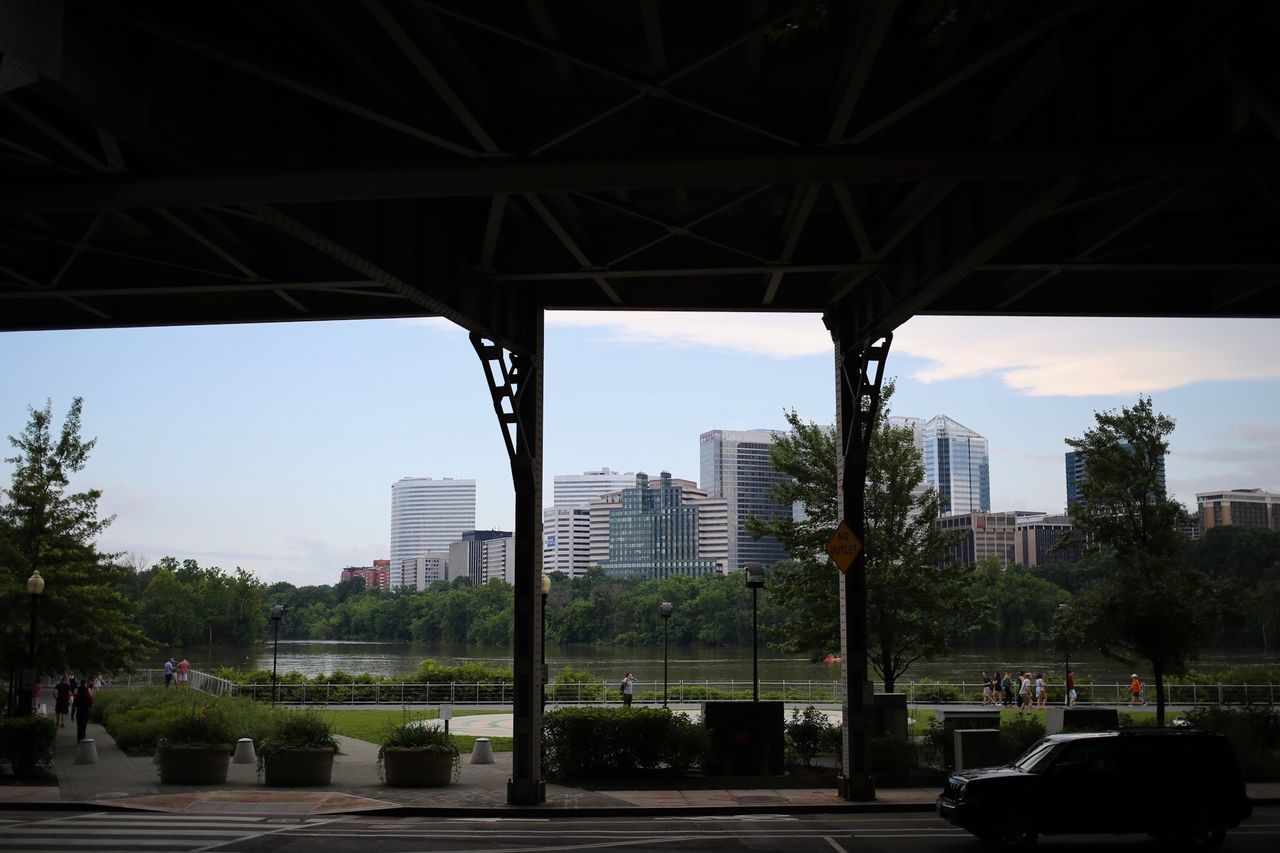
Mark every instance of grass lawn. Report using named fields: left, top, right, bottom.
left=323, top=708, right=512, bottom=753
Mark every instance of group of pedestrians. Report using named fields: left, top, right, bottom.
left=162, top=656, right=191, bottom=687
left=52, top=674, right=97, bottom=741
left=981, top=670, right=1074, bottom=712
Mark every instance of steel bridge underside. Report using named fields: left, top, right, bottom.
left=3, top=0, right=1280, bottom=803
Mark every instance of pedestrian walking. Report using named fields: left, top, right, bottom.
left=73, top=677, right=93, bottom=742
left=176, top=657, right=191, bottom=687
left=54, top=675, right=72, bottom=729
left=1035, top=673, right=1047, bottom=709
left=981, top=671, right=991, bottom=705
left=1130, top=673, right=1146, bottom=705
left=163, top=657, right=175, bottom=687
left=1067, top=670, right=1077, bottom=707
left=621, top=672, right=635, bottom=707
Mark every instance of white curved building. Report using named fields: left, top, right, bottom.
left=389, top=477, right=476, bottom=588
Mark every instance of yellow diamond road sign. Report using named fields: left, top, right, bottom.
left=826, top=520, right=863, bottom=573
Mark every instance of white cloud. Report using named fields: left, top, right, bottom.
left=547, top=311, right=829, bottom=358
left=546, top=313, right=1280, bottom=397
left=893, top=317, right=1280, bottom=397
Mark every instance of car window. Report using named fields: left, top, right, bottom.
left=1013, top=739, right=1064, bottom=773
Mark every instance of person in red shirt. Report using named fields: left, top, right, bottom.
left=1129, top=673, right=1146, bottom=705
left=1066, top=670, right=1077, bottom=707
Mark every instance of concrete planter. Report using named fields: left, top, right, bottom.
left=157, top=746, right=230, bottom=784
left=263, top=747, right=335, bottom=786
left=382, top=747, right=456, bottom=787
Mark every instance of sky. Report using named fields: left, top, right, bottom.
left=2, top=313, right=1278, bottom=587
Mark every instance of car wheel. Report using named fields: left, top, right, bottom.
left=1174, top=818, right=1226, bottom=852
left=978, top=812, right=1039, bottom=849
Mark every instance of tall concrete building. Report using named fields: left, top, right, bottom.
left=1014, top=513, right=1087, bottom=566
left=552, top=467, right=636, bottom=508
left=1065, top=445, right=1167, bottom=513
left=699, top=428, right=791, bottom=571
left=1197, top=488, right=1280, bottom=533
left=939, top=510, right=1018, bottom=567
left=920, top=415, right=990, bottom=514
left=543, top=505, right=592, bottom=578
left=399, top=553, right=450, bottom=591
left=448, top=529, right=512, bottom=586
left=388, top=477, right=476, bottom=588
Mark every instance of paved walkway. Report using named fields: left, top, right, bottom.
left=3, top=710, right=1276, bottom=817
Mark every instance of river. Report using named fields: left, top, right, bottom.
left=184, top=641, right=1272, bottom=685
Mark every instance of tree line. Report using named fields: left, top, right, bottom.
left=3, top=396, right=1278, bottom=714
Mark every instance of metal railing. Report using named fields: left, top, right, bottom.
left=216, top=679, right=1277, bottom=707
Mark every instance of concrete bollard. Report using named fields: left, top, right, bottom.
left=470, top=737, right=494, bottom=764
left=74, top=738, right=99, bottom=765
left=232, top=738, right=257, bottom=764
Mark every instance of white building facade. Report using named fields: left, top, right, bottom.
left=400, top=552, right=450, bottom=591
left=552, top=467, right=636, bottom=507
left=389, top=477, right=476, bottom=588
left=543, top=505, right=593, bottom=578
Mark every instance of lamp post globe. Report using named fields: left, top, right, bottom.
left=659, top=602, right=673, bottom=707
left=744, top=563, right=765, bottom=702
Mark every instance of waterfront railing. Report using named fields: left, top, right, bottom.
left=111, top=672, right=1278, bottom=707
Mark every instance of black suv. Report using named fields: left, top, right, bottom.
left=936, top=729, right=1251, bottom=849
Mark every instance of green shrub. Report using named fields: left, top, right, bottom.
left=912, top=680, right=963, bottom=703
left=869, top=735, right=918, bottom=776
left=376, top=721, right=460, bottom=782
left=542, top=707, right=707, bottom=780
left=999, top=715, right=1046, bottom=763
left=257, top=709, right=340, bottom=773
left=785, top=706, right=833, bottom=768
left=548, top=667, right=607, bottom=703
left=1184, top=706, right=1280, bottom=782
left=0, top=716, right=56, bottom=778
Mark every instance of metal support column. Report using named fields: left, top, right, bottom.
left=824, top=313, right=892, bottom=802
left=471, top=320, right=546, bottom=806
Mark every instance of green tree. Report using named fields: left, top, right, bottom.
left=0, top=398, right=151, bottom=682
left=749, top=387, right=971, bottom=690
left=969, top=558, right=1071, bottom=646
left=1065, top=396, right=1221, bottom=725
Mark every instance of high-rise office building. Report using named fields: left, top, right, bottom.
left=1014, top=513, right=1087, bottom=566
left=552, top=468, right=636, bottom=508
left=939, top=510, right=1018, bottom=567
left=543, top=505, right=593, bottom=578
left=1065, top=445, right=1167, bottom=513
left=920, top=415, right=990, bottom=515
left=600, top=472, right=720, bottom=578
left=399, top=553, right=450, bottom=591
left=1197, top=488, right=1280, bottom=533
left=389, top=477, right=476, bottom=588
left=587, top=474, right=728, bottom=572
left=448, top=529, right=512, bottom=586
left=699, top=428, right=791, bottom=571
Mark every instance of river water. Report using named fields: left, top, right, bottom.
left=187, top=641, right=1271, bottom=685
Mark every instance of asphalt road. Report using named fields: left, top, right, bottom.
left=1, top=806, right=1276, bottom=851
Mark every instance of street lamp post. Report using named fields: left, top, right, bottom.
left=541, top=573, right=551, bottom=711
left=270, top=604, right=286, bottom=704
left=1058, top=602, right=1071, bottom=708
left=18, top=570, right=45, bottom=717
left=745, top=563, right=765, bottom=702
left=659, top=602, right=673, bottom=707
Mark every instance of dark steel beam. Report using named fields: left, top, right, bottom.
left=469, top=329, right=546, bottom=807
left=495, top=262, right=888, bottom=281
left=7, top=146, right=1274, bottom=212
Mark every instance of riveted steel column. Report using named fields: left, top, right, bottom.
left=824, top=312, right=891, bottom=801
left=470, top=315, right=545, bottom=805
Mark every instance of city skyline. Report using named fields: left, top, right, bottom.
left=2, top=313, right=1278, bottom=586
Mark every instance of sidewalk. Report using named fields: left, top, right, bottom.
left=3, top=714, right=1276, bottom=817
